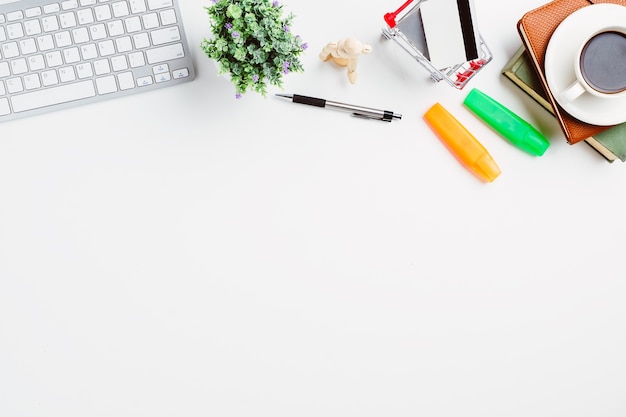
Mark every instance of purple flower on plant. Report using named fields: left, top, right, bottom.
left=236, top=93, right=242, bottom=99
left=283, top=25, right=289, bottom=32
left=272, top=1, right=279, bottom=6
left=282, top=61, right=290, bottom=74
left=252, top=74, right=259, bottom=82
left=225, top=22, right=232, bottom=29
left=301, top=42, right=308, bottom=50
left=232, top=31, right=239, bottom=38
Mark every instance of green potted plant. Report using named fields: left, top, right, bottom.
left=201, top=0, right=307, bottom=98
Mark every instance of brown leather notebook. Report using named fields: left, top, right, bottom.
left=517, top=0, right=626, bottom=144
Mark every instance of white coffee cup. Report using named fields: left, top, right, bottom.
left=559, top=26, right=626, bottom=103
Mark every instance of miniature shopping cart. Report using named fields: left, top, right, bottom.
left=382, top=0, right=493, bottom=89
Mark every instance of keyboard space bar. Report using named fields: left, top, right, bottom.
left=11, top=81, right=97, bottom=113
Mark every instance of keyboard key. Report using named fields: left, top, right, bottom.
left=19, top=38, right=38, bottom=55
left=11, top=58, right=28, bottom=75
left=62, top=0, right=79, bottom=10
left=76, top=62, right=94, bottom=78
left=129, top=0, right=147, bottom=14
left=45, top=50, right=63, bottom=67
left=124, top=16, right=141, bottom=32
left=24, top=74, right=42, bottom=90
left=152, top=64, right=168, bottom=74
left=112, top=1, right=130, bottom=17
left=0, top=62, right=11, bottom=77
left=142, top=13, right=158, bottom=29
left=54, top=31, right=72, bottom=47
left=25, top=7, right=43, bottom=18
left=98, top=39, right=115, bottom=56
left=7, top=23, right=25, bottom=40
left=147, top=0, right=172, bottom=10
left=172, top=67, right=189, bottom=79
left=11, top=80, right=96, bottom=112
left=59, top=12, right=78, bottom=28
left=128, top=51, right=145, bottom=67
left=42, top=16, right=60, bottom=32
left=107, top=20, right=124, bottom=36
left=117, top=71, right=134, bottom=90
left=7, top=11, right=24, bottom=22
left=0, top=98, right=10, bottom=116
left=93, top=58, right=111, bottom=75
left=96, top=75, right=117, bottom=94
left=115, top=36, right=133, bottom=53
left=63, top=47, right=81, bottom=63
left=41, top=69, right=59, bottom=86
left=6, top=78, right=24, bottom=94
left=37, top=34, right=55, bottom=50
left=133, top=33, right=150, bottom=49
left=59, top=66, right=77, bottom=82
left=2, top=42, right=20, bottom=59
left=94, top=5, right=111, bottom=21
left=130, top=0, right=147, bottom=13
left=111, top=55, right=128, bottom=71
left=160, top=9, right=177, bottom=25
left=80, top=43, right=98, bottom=59
left=145, top=43, right=184, bottom=64
left=24, top=20, right=42, bottom=36
left=150, top=26, right=180, bottom=46
left=137, top=75, right=153, bottom=86
left=89, top=23, right=107, bottom=40
left=28, top=55, right=46, bottom=71
left=72, top=27, right=90, bottom=43
left=43, top=3, right=61, bottom=14
left=155, top=72, right=170, bottom=83
left=76, top=9, right=95, bottom=25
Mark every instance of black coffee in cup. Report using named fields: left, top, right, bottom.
left=580, top=31, right=626, bottom=94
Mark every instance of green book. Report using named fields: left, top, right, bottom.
left=502, top=45, right=626, bottom=163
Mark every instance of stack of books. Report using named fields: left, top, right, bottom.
left=502, top=45, right=626, bottom=162
left=502, top=0, right=626, bottom=163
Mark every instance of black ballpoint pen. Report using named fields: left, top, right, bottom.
left=275, top=93, right=402, bottom=122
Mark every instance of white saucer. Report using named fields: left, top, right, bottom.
left=544, top=4, right=626, bottom=126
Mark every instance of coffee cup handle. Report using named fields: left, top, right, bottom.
left=560, top=80, right=586, bottom=103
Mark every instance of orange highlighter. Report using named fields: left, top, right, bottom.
left=424, top=103, right=501, bottom=182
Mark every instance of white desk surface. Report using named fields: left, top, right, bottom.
left=2, top=1, right=626, bottom=416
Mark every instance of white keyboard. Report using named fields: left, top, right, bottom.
left=0, top=0, right=194, bottom=122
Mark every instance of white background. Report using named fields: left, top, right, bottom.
left=2, top=0, right=626, bottom=416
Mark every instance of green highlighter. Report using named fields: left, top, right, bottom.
left=464, top=88, right=550, bottom=156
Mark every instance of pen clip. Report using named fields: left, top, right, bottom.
left=351, top=112, right=392, bottom=122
